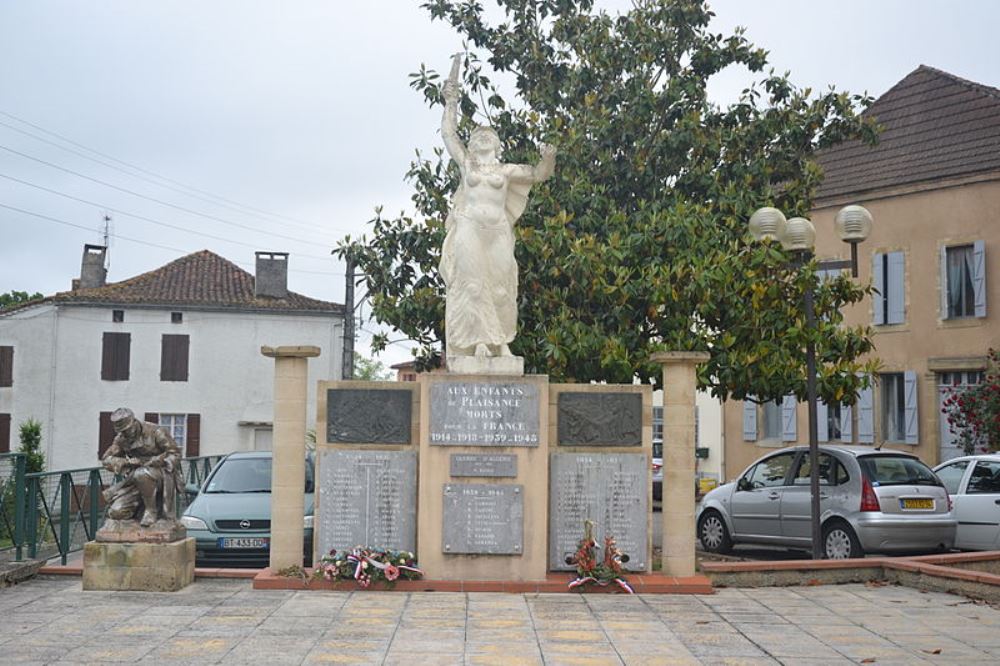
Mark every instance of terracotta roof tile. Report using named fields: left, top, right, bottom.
left=815, top=65, right=1000, bottom=201
left=47, top=250, right=342, bottom=314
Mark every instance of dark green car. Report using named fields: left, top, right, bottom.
left=181, top=451, right=314, bottom=567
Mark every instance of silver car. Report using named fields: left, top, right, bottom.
left=697, top=446, right=955, bottom=559
left=934, top=454, right=1000, bottom=550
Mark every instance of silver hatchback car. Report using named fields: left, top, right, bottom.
left=697, top=446, right=956, bottom=558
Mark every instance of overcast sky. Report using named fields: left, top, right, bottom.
left=2, top=1, right=998, bottom=367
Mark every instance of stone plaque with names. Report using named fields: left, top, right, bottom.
left=557, top=392, right=643, bottom=446
left=327, top=388, right=411, bottom=444
left=450, top=453, right=518, bottom=478
left=442, top=484, right=523, bottom=554
left=317, top=449, right=417, bottom=554
left=549, top=453, right=647, bottom=571
left=430, top=381, right=540, bottom=447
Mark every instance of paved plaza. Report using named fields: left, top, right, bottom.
left=2, top=577, right=1000, bottom=665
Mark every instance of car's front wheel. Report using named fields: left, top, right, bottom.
left=822, top=521, right=863, bottom=559
left=698, top=511, right=733, bottom=554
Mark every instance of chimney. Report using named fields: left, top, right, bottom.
left=76, top=244, right=107, bottom=290
left=255, top=251, right=289, bottom=298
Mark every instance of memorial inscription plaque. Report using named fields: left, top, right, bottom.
left=327, top=388, right=411, bottom=444
left=557, top=392, right=642, bottom=446
left=450, top=454, right=517, bottom=478
left=317, top=449, right=417, bottom=554
left=549, top=453, right=647, bottom=571
left=430, top=381, right=539, bottom=447
left=442, top=484, right=523, bottom=554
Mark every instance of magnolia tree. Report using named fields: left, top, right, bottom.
left=337, top=0, right=881, bottom=405
left=942, top=349, right=1000, bottom=454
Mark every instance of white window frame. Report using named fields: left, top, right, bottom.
left=159, top=413, right=187, bottom=448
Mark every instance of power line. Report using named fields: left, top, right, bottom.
left=0, top=143, right=340, bottom=248
left=0, top=202, right=344, bottom=277
left=0, top=171, right=335, bottom=261
left=0, top=108, right=345, bottom=236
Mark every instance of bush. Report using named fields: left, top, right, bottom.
left=18, top=419, right=44, bottom=474
left=941, top=349, right=1000, bottom=454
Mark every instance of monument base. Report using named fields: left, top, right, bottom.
left=447, top=354, right=524, bottom=376
left=96, top=518, right=186, bottom=543
left=82, top=537, right=195, bottom=591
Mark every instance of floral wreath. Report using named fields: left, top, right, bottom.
left=565, top=520, right=633, bottom=594
left=313, top=546, right=423, bottom=588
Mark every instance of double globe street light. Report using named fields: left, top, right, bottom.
left=747, top=204, right=874, bottom=559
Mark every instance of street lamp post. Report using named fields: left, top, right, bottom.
left=747, top=205, right=873, bottom=559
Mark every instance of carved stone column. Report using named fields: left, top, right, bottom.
left=262, top=345, right=320, bottom=571
left=652, top=351, right=709, bottom=577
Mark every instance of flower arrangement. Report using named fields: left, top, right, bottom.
left=941, top=348, right=1000, bottom=454
left=565, top=520, right=633, bottom=594
left=313, top=546, right=423, bottom=588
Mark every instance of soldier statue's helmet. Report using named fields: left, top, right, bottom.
left=110, top=407, right=137, bottom=433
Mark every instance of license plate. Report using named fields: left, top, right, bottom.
left=218, top=537, right=269, bottom=549
left=901, top=498, right=934, bottom=510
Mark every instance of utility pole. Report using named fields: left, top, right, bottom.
left=342, top=255, right=355, bottom=379
left=101, top=213, right=112, bottom=272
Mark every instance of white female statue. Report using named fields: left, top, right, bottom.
left=440, top=54, right=555, bottom=370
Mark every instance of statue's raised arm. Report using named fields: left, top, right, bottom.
left=438, top=55, right=556, bottom=371
left=441, top=54, right=466, bottom=166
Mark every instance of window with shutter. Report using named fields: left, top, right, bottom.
left=0, top=346, right=12, bottom=387
left=742, top=400, right=757, bottom=441
left=101, top=333, right=130, bottom=381
left=0, top=413, right=10, bottom=453
left=762, top=399, right=782, bottom=440
left=880, top=373, right=907, bottom=442
left=98, top=411, right=114, bottom=458
left=187, top=414, right=201, bottom=457
left=943, top=244, right=977, bottom=319
left=160, top=335, right=189, bottom=382
left=781, top=395, right=797, bottom=442
left=872, top=252, right=905, bottom=325
left=872, top=253, right=885, bottom=325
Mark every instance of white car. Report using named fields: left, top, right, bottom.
left=934, top=454, right=1000, bottom=550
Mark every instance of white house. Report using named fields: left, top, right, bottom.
left=0, top=245, right=343, bottom=470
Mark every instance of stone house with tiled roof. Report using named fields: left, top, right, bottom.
left=0, top=246, right=343, bottom=469
left=725, top=65, right=1000, bottom=478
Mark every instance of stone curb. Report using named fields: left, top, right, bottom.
left=0, top=559, right=44, bottom=587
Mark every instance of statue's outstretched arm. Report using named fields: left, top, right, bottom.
left=507, top=143, right=556, bottom=183
left=442, top=54, right=466, bottom=166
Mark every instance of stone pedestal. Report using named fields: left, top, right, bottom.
left=652, top=351, right=710, bottom=578
left=262, top=345, right=320, bottom=571
left=417, top=373, right=549, bottom=580
left=82, top=537, right=195, bottom=591
left=447, top=354, right=524, bottom=376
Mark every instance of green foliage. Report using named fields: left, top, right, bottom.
left=337, top=0, right=880, bottom=404
left=18, top=419, right=44, bottom=474
left=353, top=353, right=394, bottom=381
left=0, top=290, right=43, bottom=311
left=941, top=349, right=1000, bottom=453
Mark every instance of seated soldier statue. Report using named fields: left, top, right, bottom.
left=101, top=407, right=185, bottom=529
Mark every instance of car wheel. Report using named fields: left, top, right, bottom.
left=823, top=521, right=863, bottom=559
left=698, top=511, right=733, bottom=554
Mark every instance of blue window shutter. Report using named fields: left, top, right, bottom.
left=940, top=245, right=949, bottom=319
left=872, top=253, right=885, bottom=325
left=817, top=401, right=829, bottom=442
left=973, top=240, right=986, bottom=318
left=858, top=382, right=874, bottom=444
left=887, top=251, right=905, bottom=324
left=904, top=370, right=919, bottom=445
left=840, top=404, right=852, bottom=441
left=743, top=400, right=757, bottom=441
left=782, top=395, right=797, bottom=442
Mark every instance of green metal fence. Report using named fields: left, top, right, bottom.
left=0, top=453, right=27, bottom=561
left=14, top=454, right=222, bottom=565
